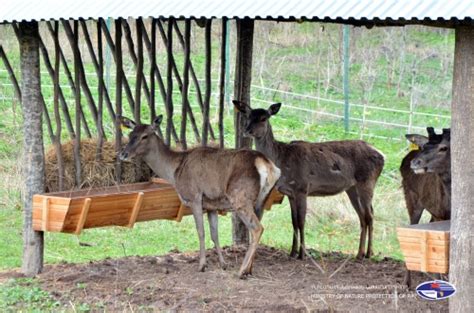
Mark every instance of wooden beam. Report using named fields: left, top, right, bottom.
left=450, top=25, right=474, bottom=312
left=75, top=198, right=92, bottom=235
left=127, top=192, right=144, bottom=228
left=18, top=20, right=45, bottom=276
left=232, top=19, right=255, bottom=245
left=175, top=203, right=186, bottom=222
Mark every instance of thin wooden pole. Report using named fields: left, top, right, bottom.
left=148, top=20, right=164, bottom=139
left=61, top=20, right=103, bottom=135
left=13, top=23, right=77, bottom=138
left=202, top=19, right=212, bottom=146
left=165, top=18, right=174, bottom=146
left=73, top=20, right=82, bottom=187
left=0, top=45, right=21, bottom=101
left=172, top=22, right=216, bottom=140
left=100, top=19, right=136, bottom=113
left=53, top=21, right=65, bottom=191
left=96, top=19, right=105, bottom=161
left=218, top=18, right=227, bottom=148
left=115, top=18, right=123, bottom=183
left=134, top=19, right=144, bottom=123
left=0, top=44, right=54, bottom=142
left=144, top=19, right=199, bottom=142
left=181, top=20, right=191, bottom=150
left=150, top=20, right=156, bottom=122
left=79, top=20, right=115, bottom=121
left=122, top=19, right=151, bottom=111
left=18, top=20, right=44, bottom=276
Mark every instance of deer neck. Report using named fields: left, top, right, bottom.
left=254, top=125, right=280, bottom=163
left=439, top=170, right=451, bottom=198
left=142, top=135, right=184, bottom=185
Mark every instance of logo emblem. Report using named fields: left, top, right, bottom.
left=416, top=280, right=456, bottom=300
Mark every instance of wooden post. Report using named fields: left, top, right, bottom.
left=202, top=19, right=212, bottom=146
left=232, top=18, right=254, bottom=245
left=18, top=21, right=45, bottom=276
left=165, top=18, right=174, bottom=146
left=450, top=26, right=474, bottom=312
left=73, top=20, right=82, bottom=188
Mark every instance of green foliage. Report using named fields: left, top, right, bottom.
left=0, top=278, right=59, bottom=311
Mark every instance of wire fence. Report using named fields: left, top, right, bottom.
left=0, top=68, right=451, bottom=142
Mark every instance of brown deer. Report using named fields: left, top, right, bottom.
left=118, top=115, right=281, bottom=278
left=233, top=101, right=385, bottom=260
left=400, top=127, right=451, bottom=287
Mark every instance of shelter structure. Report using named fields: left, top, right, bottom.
left=1, top=1, right=473, bottom=310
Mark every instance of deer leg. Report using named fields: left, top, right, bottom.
left=235, top=209, right=264, bottom=278
left=207, top=210, right=226, bottom=270
left=190, top=199, right=207, bottom=272
left=295, top=195, right=308, bottom=260
left=289, top=197, right=299, bottom=258
left=346, top=187, right=367, bottom=259
left=357, top=184, right=375, bottom=258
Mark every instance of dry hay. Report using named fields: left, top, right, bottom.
left=45, top=139, right=152, bottom=192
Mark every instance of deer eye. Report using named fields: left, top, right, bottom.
left=260, top=117, right=267, bottom=122
left=439, top=146, right=448, bottom=152
left=141, top=135, right=148, bottom=140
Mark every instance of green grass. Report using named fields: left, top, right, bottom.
left=0, top=22, right=449, bottom=275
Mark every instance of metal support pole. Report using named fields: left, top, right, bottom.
left=343, top=25, right=350, bottom=133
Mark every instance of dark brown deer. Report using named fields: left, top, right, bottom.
left=400, top=127, right=451, bottom=287
left=400, top=127, right=450, bottom=224
left=118, top=115, right=281, bottom=278
left=233, top=101, right=385, bottom=260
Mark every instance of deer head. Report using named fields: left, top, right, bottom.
left=410, top=128, right=450, bottom=174
left=233, top=100, right=281, bottom=139
left=118, top=115, right=163, bottom=161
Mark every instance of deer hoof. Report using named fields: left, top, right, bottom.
left=365, top=251, right=373, bottom=259
left=198, top=263, right=207, bottom=272
left=356, top=252, right=365, bottom=260
left=289, top=250, right=298, bottom=258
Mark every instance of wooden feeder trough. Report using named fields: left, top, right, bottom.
left=397, top=221, right=450, bottom=274
left=33, top=178, right=285, bottom=235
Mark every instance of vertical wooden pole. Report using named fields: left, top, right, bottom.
left=218, top=18, right=228, bottom=148
left=450, top=26, right=474, bottom=312
left=18, top=21, right=44, bottom=276
left=73, top=20, right=82, bottom=187
left=135, top=19, right=143, bottom=123
left=202, top=19, right=212, bottom=146
left=232, top=18, right=254, bottom=245
left=96, top=19, right=104, bottom=160
left=181, top=20, right=191, bottom=150
left=115, top=18, right=123, bottom=183
left=53, top=21, right=65, bottom=191
left=165, top=18, right=174, bottom=146
left=150, top=19, right=157, bottom=122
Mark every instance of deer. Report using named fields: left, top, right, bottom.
left=400, top=127, right=451, bottom=287
left=118, top=115, right=281, bottom=278
left=233, top=100, right=385, bottom=260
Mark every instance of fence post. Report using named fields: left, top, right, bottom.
left=343, top=25, right=350, bottom=133
left=225, top=19, right=231, bottom=109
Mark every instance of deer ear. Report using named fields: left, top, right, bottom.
left=442, top=128, right=451, bottom=141
left=119, top=116, right=136, bottom=129
left=406, top=134, right=429, bottom=147
left=152, top=115, right=163, bottom=129
left=232, top=100, right=251, bottom=115
left=268, top=103, right=281, bottom=116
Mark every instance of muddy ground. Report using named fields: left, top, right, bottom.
left=1, top=246, right=448, bottom=312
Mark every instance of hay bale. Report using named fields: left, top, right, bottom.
left=45, top=139, right=152, bottom=192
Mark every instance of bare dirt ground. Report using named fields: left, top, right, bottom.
left=1, top=246, right=448, bottom=312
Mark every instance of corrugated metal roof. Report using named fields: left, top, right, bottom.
left=1, top=0, right=473, bottom=25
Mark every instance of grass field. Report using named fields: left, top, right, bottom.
left=0, top=21, right=452, bottom=275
